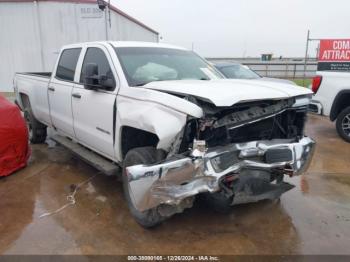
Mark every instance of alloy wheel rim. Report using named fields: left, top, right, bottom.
left=342, top=113, right=350, bottom=137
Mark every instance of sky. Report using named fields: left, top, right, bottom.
left=112, top=0, right=350, bottom=58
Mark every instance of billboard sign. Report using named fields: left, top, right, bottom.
left=317, top=39, right=350, bottom=71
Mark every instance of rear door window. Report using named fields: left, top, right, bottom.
left=56, top=48, right=82, bottom=81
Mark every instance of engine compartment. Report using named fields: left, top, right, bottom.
left=178, top=97, right=308, bottom=152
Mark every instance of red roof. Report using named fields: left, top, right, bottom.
left=0, top=0, right=159, bottom=35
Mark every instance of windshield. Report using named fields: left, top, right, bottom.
left=115, top=47, right=223, bottom=86
left=218, top=64, right=261, bottom=79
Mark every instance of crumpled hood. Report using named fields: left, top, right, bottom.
left=143, top=79, right=312, bottom=107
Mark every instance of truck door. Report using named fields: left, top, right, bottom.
left=72, top=46, right=118, bottom=160
left=48, top=48, right=81, bottom=138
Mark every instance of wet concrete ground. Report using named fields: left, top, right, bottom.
left=0, top=114, right=350, bottom=255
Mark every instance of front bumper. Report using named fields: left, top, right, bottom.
left=126, top=137, right=315, bottom=212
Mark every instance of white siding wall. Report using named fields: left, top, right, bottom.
left=0, top=2, right=158, bottom=92
left=0, top=3, right=43, bottom=92
left=109, top=11, right=158, bottom=42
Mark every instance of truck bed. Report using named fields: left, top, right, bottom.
left=14, top=72, right=52, bottom=126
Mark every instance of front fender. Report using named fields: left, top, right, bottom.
left=115, top=90, right=200, bottom=161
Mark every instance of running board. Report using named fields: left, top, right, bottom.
left=50, top=135, right=120, bottom=176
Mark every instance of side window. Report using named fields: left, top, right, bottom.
left=80, top=47, right=116, bottom=91
left=56, top=48, right=81, bottom=81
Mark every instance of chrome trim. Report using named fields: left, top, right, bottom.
left=309, top=100, right=323, bottom=115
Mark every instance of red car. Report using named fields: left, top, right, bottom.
left=0, top=95, right=30, bottom=177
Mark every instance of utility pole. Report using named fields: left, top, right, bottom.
left=108, top=0, right=111, bottom=27
left=33, top=0, right=46, bottom=71
left=104, top=7, right=108, bottom=40
left=303, top=30, right=310, bottom=87
left=104, top=0, right=111, bottom=40
left=97, top=0, right=110, bottom=40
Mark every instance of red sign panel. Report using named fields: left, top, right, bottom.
left=319, top=39, right=350, bottom=62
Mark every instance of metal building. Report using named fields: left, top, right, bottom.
left=0, top=0, right=159, bottom=92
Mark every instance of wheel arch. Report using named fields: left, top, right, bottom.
left=19, top=92, right=30, bottom=110
left=330, top=89, right=350, bottom=121
left=119, top=126, right=160, bottom=160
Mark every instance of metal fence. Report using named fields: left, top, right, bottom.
left=207, top=58, right=317, bottom=79
left=243, top=62, right=317, bottom=79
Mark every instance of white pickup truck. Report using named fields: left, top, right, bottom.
left=309, top=72, right=350, bottom=142
left=14, top=41, right=315, bottom=227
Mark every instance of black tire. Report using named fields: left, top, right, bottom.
left=336, top=106, right=350, bottom=143
left=122, top=147, right=165, bottom=228
left=202, top=191, right=233, bottom=214
left=24, top=107, right=47, bottom=144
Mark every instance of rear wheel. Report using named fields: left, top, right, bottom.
left=24, top=107, right=47, bottom=144
left=336, top=106, right=350, bottom=143
left=122, top=147, right=165, bottom=228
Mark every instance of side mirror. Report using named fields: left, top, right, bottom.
left=83, top=63, right=115, bottom=91
left=83, top=63, right=99, bottom=90
left=99, top=75, right=115, bottom=90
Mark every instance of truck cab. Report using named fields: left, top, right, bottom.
left=16, top=42, right=121, bottom=160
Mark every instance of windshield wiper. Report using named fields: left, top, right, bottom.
left=134, top=78, right=209, bottom=87
left=134, top=80, right=161, bottom=86
left=134, top=82, right=150, bottom=87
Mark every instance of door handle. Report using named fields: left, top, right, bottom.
left=48, top=87, right=55, bottom=92
left=72, top=93, right=81, bottom=99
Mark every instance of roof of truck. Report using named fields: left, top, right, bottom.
left=0, top=0, right=158, bottom=35
left=110, top=41, right=188, bottom=50
left=62, top=41, right=188, bottom=51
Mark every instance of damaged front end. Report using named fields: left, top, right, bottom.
left=126, top=96, right=315, bottom=214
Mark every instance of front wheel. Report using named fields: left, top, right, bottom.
left=336, top=106, right=350, bottom=143
left=122, top=147, right=165, bottom=228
